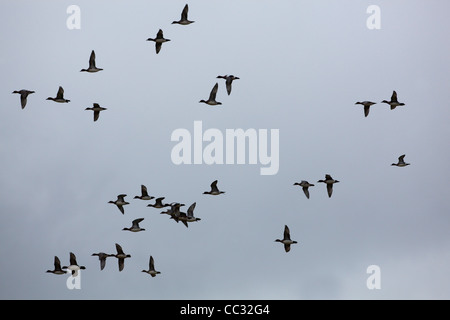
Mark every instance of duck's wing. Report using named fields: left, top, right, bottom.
left=302, top=187, right=310, bottom=199
left=284, top=243, right=291, bottom=253
left=209, top=83, right=219, bottom=101
left=225, top=77, right=232, bottom=95
left=118, top=258, right=125, bottom=271
left=210, top=180, right=220, bottom=193
left=89, top=50, right=96, bottom=69
left=93, top=110, right=100, bottom=121
left=391, top=91, right=398, bottom=103
left=54, top=256, right=62, bottom=270
left=327, top=184, right=333, bottom=198
left=155, top=42, right=162, bottom=54
left=398, top=154, right=406, bottom=164
left=117, top=194, right=127, bottom=201
left=181, top=4, right=189, bottom=20
left=20, top=92, right=28, bottom=109
left=56, top=86, right=64, bottom=99
left=364, top=105, right=370, bottom=117
left=117, top=204, right=124, bottom=214
left=115, top=243, right=124, bottom=255
left=149, top=256, right=155, bottom=271
left=99, top=256, right=107, bottom=270
left=141, top=185, right=149, bottom=197
left=325, top=174, right=333, bottom=180
left=132, top=218, right=145, bottom=227
left=283, top=225, right=291, bottom=240
left=156, top=29, right=164, bottom=39
left=69, top=252, right=77, bottom=265
left=187, top=202, right=196, bottom=217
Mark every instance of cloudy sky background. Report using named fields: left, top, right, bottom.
left=1, top=1, right=449, bottom=299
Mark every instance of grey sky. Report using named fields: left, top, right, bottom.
left=1, top=1, right=449, bottom=299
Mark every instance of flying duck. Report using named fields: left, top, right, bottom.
left=391, top=154, right=410, bottom=167
left=85, top=103, right=107, bottom=122
left=62, top=252, right=86, bottom=276
left=275, top=225, right=298, bottom=253
left=46, top=256, right=66, bottom=275
left=199, top=83, right=222, bottom=106
left=108, top=194, right=129, bottom=214
left=142, top=255, right=161, bottom=277
left=112, top=243, right=131, bottom=272
left=147, top=29, right=170, bottom=54
left=203, top=180, right=225, bottom=195
left=91, top=252, right=114, bottom=270
left=147, top=197, right=170, bottom=209
left=80, top=50, right=103, bottom=73
left=293, top=180, right=315, bottom=199
left=317, top=174, right=340, bottom=198
left=123, top=218, right=146, bottom=232
left=172, top=4, right=194, bottom=25
left=217, top=75, right=240, bottom=95
left=184, top=202, right=201, bottom=226
left=381, top=91, right=405, bottom=110
left=172, top=202, right=201, bottom=228
left=134, top=185, right=154, bottom=200
left=12, top=89, right=35, bottom=109
left=46, top=86, right=70, bottom=103
left=355, top=101, right=376, bottom=117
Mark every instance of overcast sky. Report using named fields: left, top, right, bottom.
left=1, top=0, right=450, bottom=300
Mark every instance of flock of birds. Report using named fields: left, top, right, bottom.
left=285, top=90, right=409, bottom=251
left=46, top=178, right=224, bottom=277
left=108, top=182, right=209, bottom=228
left=11, top=4, right=239, bottom=119
left=12, top=4, right=411, bottom=281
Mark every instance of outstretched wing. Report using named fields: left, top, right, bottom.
left=283, top=225, right=291, bottom=240
left=118, top=258, right=125, bottom=271
left=141, top=185, right=149, bottom=197
left=115, top=243, right=124, bottom=255
left=20, top=92, right=28, bottom=109
left=93, top=110, right=100, bottom=121
left=364, top=105, right=370, bottom=117
left=155, top=42, right=162, bottom=54
left=89, top=50, right=97, bottom=69
left=149, top=256, right=155, bottom=270
left=69, top=252, right=77, bottom=265
left=54, top=256, right=62, bottom=269
left=225, top=77, right=233, bottom=95
left=391, top=91, right=398, bottom=103
left=56, top=86, right=64, bottom=99
left=132, top=218, right=145, bottom=227
left=187, top=202, right=196, bottom=217
left=181, top=4, right=189, bottom=20
left=209, top=83, right=219, bottom=101
left=302, top=187, right=310, bottom=199
left=327, top=184, right=333, bottom=198
left=210, top=180, right=219, bottom=193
